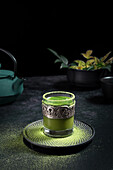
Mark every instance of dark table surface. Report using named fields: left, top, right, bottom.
left=0, top=75, right=113, bottom=170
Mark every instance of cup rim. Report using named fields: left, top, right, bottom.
left=100, top=76, right=113, bottom=85
left=43, top=91, right=75, bottom=102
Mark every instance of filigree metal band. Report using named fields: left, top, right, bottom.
left=42, top=103, right=75, bottom=119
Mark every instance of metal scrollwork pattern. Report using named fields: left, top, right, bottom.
left=42, top=103, right=75, bottom=119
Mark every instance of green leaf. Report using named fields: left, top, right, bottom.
left=87, top=65, right=94, bottom=71
left=60, top=63, right=69, bottom=69
left=0, top=64, right=1, bottom=68
left=105, top=57, right=113, bottom=64
left=60, top=55, right=68, bottom=65
left=82, top=67, right=88, bottom=70
left=69, top=62, right=77, bottom=67
left=47, top=48, right=60, bottom=59
left=54, top=59, right=61, bottom=63
left=102, top=65, right=112, bottom=72
left=101, top=51, right=112, bottom=62
left=94, top=57, right=100, bottom=64
left=69, top=66, right=77, bottom=69
left=86, top=59, right=95, bottom=66
left=81, top=50, right=93, bottom=59
left=74, top=60, right=85, bottom=66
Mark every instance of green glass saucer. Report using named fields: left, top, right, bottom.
left=23, top=120, right=95, bottom=153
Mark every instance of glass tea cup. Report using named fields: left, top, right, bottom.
left=42, top=91, right=75, bottom=137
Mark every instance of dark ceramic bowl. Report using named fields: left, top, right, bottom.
left=67, top=69, right=108, bottom=88
left=100, top=76, right=113, bottom=100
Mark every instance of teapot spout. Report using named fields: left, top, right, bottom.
left=12, top=78, right=24, bottom=93
left=19, top=78, right=25, bottom=84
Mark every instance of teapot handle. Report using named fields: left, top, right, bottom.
left=0, top=48, right=17, bottom=78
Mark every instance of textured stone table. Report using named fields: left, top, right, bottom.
left=0, top=75, right=113, bottom=170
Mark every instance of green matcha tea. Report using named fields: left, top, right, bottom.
left=43, top=96, right=73, bottom=106
left=43, top=115, right=74, bottom=131
left=42, top=91, right=75, bottom=137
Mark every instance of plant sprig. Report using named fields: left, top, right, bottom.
left=47, top=48, right=69, bottom=69
left=48, top=48, right=113, bottom=72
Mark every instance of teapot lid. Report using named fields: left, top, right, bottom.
left=0, top=70, right=14, bottom=79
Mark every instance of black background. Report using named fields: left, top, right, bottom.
left=0, top=2, right=113, bottom=77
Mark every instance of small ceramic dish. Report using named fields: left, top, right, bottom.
left=100, top=76, right=113, bottom=100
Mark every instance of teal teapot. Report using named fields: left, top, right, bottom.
left=0, top=48, right=24, bottom=105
